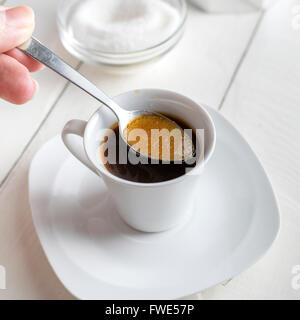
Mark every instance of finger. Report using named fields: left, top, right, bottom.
left=5, top=48, right=44, bottom=72
left=0, top=6, right=34, bottom=53
left=0, top=53, right=38, bottom=104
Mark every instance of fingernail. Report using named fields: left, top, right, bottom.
left=0, top=6, right=10, bottom=11
left=5, top=6, right=34, bottom=29
left=31, top=79, right=39, bottom=100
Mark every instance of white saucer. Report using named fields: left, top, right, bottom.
left=29, top=108, right=280, bottom=300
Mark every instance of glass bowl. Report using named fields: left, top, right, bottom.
left=57, top=0, right=187, bottom=65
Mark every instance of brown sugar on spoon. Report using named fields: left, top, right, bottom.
left=125, top=113, right=195, bottom=162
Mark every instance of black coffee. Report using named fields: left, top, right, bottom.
left=100, top=115, right=197, bottom=183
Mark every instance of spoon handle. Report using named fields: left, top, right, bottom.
left=19, top=37, right=124, bottom=118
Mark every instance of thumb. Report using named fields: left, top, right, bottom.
left=0, top=6, right=34, bottom=53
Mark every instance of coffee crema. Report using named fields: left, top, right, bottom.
left=100, top=114, right=197, bottom=183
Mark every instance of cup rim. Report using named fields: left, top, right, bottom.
left=83, top=88, right=216, bottom=188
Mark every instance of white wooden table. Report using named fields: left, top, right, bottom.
left=0, top=0, right=300, bottom=300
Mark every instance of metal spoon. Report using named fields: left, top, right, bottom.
left=19, top=37, right=192, bottom=162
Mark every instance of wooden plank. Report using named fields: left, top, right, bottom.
left=0, top=0, right=79, bottom=184
left=0, top=5, right=260, bottom=299
left=204, top=0, right=300, bottom=299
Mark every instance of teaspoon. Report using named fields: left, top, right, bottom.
left=19, top=37, right=192, bottom=162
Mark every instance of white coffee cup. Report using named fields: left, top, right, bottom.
left=62, top=89, right=216, bottom=232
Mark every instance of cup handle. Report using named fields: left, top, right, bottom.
left=62, top=119, right=98, bottom=175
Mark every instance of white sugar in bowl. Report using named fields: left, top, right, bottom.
left=57, top=0, right=187, bottom=65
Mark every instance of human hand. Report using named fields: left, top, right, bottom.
left=0, top=6, right=43, bottom=104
